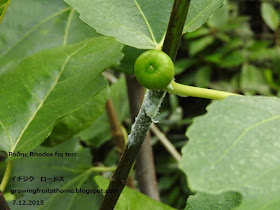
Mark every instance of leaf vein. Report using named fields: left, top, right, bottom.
left=39, top=168, right=93, bottom=209
left=243, top=164, right=280, bottom=187
left=22, top=79, right=43, bottom=102
left=183, top=0, right=220, bottom=32
left=0, top=0, right=11, bottom=23
left=258, top=197, right=280, bottom=210
left=66, top=169, right=91, bottom=209
left=132, top=0, right=157, bottom=45
left=210, top=115, right=280, bottom=169
left=88, top=3, right=154, bottom=46
left=0, top=7, right=71, bottom=58
left=63, top=8, right=75, bottom=47
left=0, top=119, right=13, bottom=146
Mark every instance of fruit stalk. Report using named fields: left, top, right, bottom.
left=167, top=80, right=239, bottom=99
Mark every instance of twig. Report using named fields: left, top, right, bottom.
left=150, top=123, right=182, bottom=162
left=100, top=90, right=165, bottom=210
left=0, top=190, right=10, bottom=210
left=126, top=75, right=160, bottom=201
left=135, top=132, right=160, bottom=200
left=105, top=98, right=135, bottom=188
left=106, top=98, right=125, bottom=152
left=92, top=166, right=116, bottom=172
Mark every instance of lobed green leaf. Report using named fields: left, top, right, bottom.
left=180, top=96, right=280, bottom=209
left=0, top=37, right=123, bottom=159
left=0, top=0, right=99, bottom=75
left=65, top=0, right=224, bottom=49
left=95, top=176, right=176, bottom=210
left=6, top=138, right=102, bottom=209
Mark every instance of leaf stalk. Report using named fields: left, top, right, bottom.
left=0, top=161, right=12, bottom=193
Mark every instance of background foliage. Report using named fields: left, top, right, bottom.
left=1, top=0, right=280, bottom=209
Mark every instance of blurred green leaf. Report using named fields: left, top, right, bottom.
left=203, top=38, right=244, bottom=67
left=189, top=36, right=214, bottom=56
left=158, top=175, right=178, bottom=191
left=183, top=0, right=225, bottom=33
left=195, top=66, right=211, bottom=88
left=177, top=71, right=197, bottom=86
left=219, top=51, right=244, bottom=68
left=240, top=64, right=270, bottom=95
left=185, top=27, right=210, bottom=39
left=263, top=68, right=278, bottom=89
left=215, top=33, right=231, bottom=42
left=248, top=46, right=279, bottom=62
left=174, top=59, right=197, bottom=75
left=233, top=17, right=253, bottom=38
left=44, top=86, right=109, bottom=147
left=78, top=76, right=129, bottom=148
left=205, top=51, right=244, bottom=68
left=216, top=38, right=243, bottom=55
left=207, top=1, right=229, bottom=29
left=248, top=40, right=271, bottom=51
left=261, top=2, right=280, bottom=31
left=77, top=114, right=111, bottom=148
left=113, top=46, right=144, bottom=75
left=209, top=81, right=237, bottom=93
left=167, top=187, right=180, bottom=207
